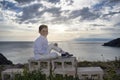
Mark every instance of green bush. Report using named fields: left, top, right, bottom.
left=14, top=69, right=78, bottom=80
left=14, top=69, right=46, bottom=80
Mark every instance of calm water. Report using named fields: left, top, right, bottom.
left=0, top=41, right=120, bottom=64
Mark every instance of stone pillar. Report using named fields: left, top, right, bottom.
left=1, top=72, right=4, bottom=80
left=1, top=69, right=23, bottom=80
left=62, top=62, right=64, bottom=69
left=100, top=74, right=103, bottom=80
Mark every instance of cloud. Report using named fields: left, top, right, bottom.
left=44, top=7, right=61, bottom=16
left=108, top=0, right=120, bottom=6
left=0, top=22, right=30, bottom=32
left=93, top=0, right=120, bottom=10
left=14, top=0, right=35, bottom=4
left=70, top=7, right=100, bottom=21
left=17, top=3, right=42, bottom=22
left=74, top=38, right=111, bottom=42
left=0, top=0, right=21, bottom=12
left=0, top=24, right=16, bottom=32
left=48, top=0, right=60, bottom=4
left=102, top=11, right=120, bottom=18
left=18, top=7, right=62, bottom=24
left=90, top=24, right=105, bottom=27
left=14, top=0, right=63, bottom=24
left=92, top=0, right=120, bottom=20
left=114, top=22, right=120, bottom=27
left=0, top=12, right=4, bottom=21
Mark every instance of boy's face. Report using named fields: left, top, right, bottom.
left=40, top=28, right=48, bottom=37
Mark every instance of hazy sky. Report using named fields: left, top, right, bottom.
left=0, top=0, right=120, bottom=41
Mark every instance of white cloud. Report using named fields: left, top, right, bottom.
left=40, top=0, right=55, bottom=8
left=65, top=0, right=100, bottom=10
left=5, top=0, right=16, bottom=3
left=110, top=14, right=120, bottom=26
left=41, top=12, right=55, bottom=21
left=60, top=10, right=71, bottom=18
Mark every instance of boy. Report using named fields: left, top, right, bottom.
left=34, top=25, right=73, bottom=60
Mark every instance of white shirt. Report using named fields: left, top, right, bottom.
left=34, top=35, right=49, bottom=55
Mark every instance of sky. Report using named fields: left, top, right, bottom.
left=0, top=0, right=120, bottom=41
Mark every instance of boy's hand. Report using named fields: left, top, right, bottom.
left=54, top=43, right=58, bottom=47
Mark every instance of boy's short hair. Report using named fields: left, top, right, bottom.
left=39, top=25, right=48, bottom=32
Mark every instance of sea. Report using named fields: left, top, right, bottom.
left=0, top=41, right=120, bottom=64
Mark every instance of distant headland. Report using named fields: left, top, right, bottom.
left=0, top=53, right=13, bottom=65
left=103, top=38, right=120, bottom=47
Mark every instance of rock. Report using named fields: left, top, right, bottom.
left=0, top=53, right=13, bottom=65
left=103, top=38, right=120, bottom=47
